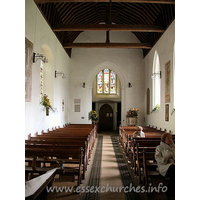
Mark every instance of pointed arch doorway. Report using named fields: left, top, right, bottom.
left=99, top=104, right=113, bottom=132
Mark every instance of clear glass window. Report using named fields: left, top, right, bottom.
left=152, top=51, right=161, bottom=108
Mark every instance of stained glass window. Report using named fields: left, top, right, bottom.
left=97, top=69, right=117, bottom=94
left=110, top=70, right=116, bottom=94
left=97, top=70, right=103, bottom=93
left=104, top=69, right=109, bottom=93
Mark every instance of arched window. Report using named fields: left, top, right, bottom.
left=152, top=51, right=161, bottom=109
left=40, top=45, right=55, bottom=106
left=97, top=69, right=117, bottom=94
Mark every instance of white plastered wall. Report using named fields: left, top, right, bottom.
left=144, top=20, right=175, bottom=133
left=68, top=31, right=145, bottom=126
left=25, top=0, right=175, bottom=137
left=25, top=0, right=70, bottom=139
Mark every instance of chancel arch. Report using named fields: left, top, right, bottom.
left=87, top=61, right=126, bottom=129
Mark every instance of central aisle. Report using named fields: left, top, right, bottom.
left=100, top=134, right=126, bottom=200
left=81, top=132, right=143, bottom=200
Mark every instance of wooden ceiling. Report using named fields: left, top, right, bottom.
left=34, top=0, right=175, bottom=58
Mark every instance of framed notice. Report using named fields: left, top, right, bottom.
left=165, top=61, right=171, bottom=103
left=165, top=104, right=169, bottom=121
left=25, top=37, right=33, bottom=102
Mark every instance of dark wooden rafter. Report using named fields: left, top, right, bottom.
left=34, top=0, right=175, bottom=4
left=34, top=0, right=175, bottom=58
left=62, top=3, right=80, bottom=23
left=105, top=1, right=111, bottom=43
left=111, top=6, right=124, bottom=21
left=37, top=3, right=74, bottom=58
left=52, top=24, right=165, bottom=32
left=63, top=43, right=152, bottom=49
left=106, top=2, right=112, bottom=23
left=132, top=4, right=154, bottom=24
left=119, top=3, right=149, bottom=24
left=69, top=3, right=95, bottom=24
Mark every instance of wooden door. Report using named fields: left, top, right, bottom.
left=99, top=104, right=113, bottom=131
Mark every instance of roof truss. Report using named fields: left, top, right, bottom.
left=52, top=24, right=165, bottom=32
left=35, top=0, right=175, bottom=4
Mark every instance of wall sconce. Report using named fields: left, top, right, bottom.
left=128, top=82, right=132, bottom=88
left=151, top=71, right=162, bottom=79
left=33, top=52, right=48, bottom=63
left=55, top=70, right=66, bottom=78
left=82, top=82, right=85, bottom=88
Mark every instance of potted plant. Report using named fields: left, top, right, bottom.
left=40, top=94, right=54, bottom=116
left=126, top=108, right=139, bottom=126
left=89, top=110, right=98, bottom=124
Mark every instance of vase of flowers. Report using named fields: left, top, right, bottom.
left=46, top=107, right=49, bottom=116
left=126, top=108, right=139, bottom=126
left=89, top=110, right=98, bottom=124
left=40, top=94, right=54, bottom=116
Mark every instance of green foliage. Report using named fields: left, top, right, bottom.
left=126, top=108, right=139, bottom=118
left=89, top=110, right=98, bottom=122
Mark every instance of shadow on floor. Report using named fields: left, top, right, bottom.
left=98, top=130, right=119, bottom=135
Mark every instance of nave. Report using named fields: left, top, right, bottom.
left=25, top=125, right=173, bottom=200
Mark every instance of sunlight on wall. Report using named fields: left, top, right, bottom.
left=41, top=44, right=55, bottom=107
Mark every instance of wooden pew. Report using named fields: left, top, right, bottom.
left=119, top=126, right=175, bottom=195
left=142, top=148, right=169, bottom=193
left=127, top=138, right=162, bottom=173
left=28, top=135, right=91, bottom=171
left=119, top=125, right=167, bottom=145
left=128, top=137, right=174, bottom=181
left=25, top=140, right=88, bottom=179
left=41, top=127, right=96, bottom=151
left=121, top=129, right=175, bottom=161
left=134, top=139, right=174, bottom=187
left=65, top=124, right=95, bottom=128
left=25, top=124, right=96, bottom=186
left=40, top=132, right=94, bottom=151
left=55, top=124, right=97, bottom=138
left=25, top=168, right=57, bottom=200
left=25, top=146, right=84, bottom=186
left=136, top=144, right=157, bottom=184
left=26, top=125, right=95, bottom=178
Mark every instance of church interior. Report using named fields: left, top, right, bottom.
left=19, top=0, right=198, bottom=199
left=24, top=0, right=178, bottom=199
left=25, top=0, right=175, bottom=138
